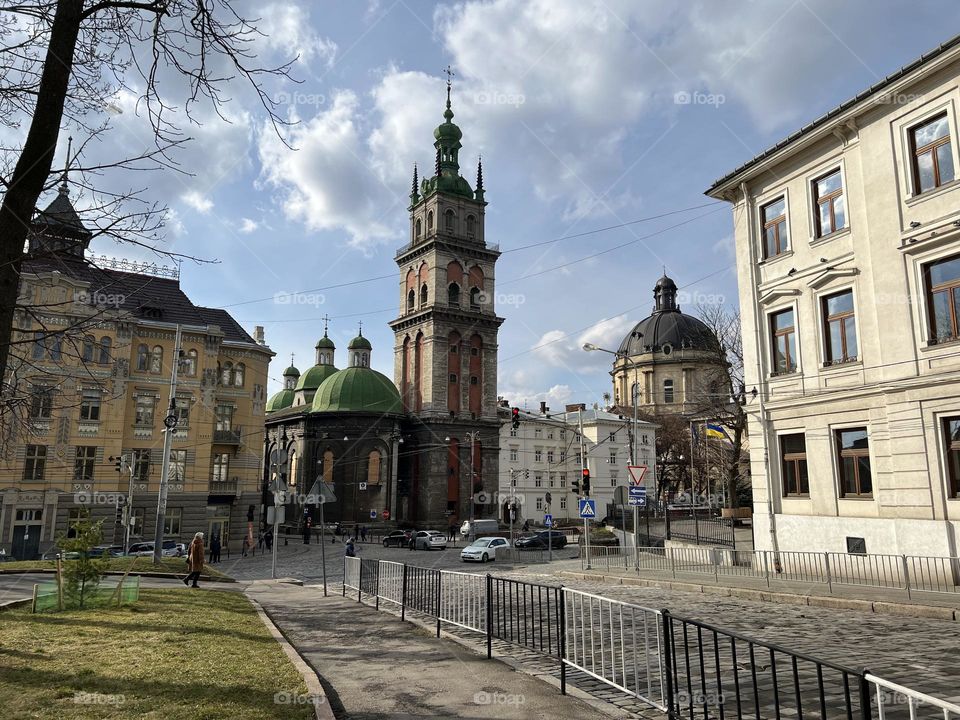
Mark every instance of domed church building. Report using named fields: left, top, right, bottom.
left=263, top=77, right=503, bottom=530
left=612, top=275, right=724, bottom=415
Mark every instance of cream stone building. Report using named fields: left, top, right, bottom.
left=707, top=34, right=960, bottom=558
left=0, top=178, right=272, bottom=559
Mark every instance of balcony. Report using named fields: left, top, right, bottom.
left=209, top=479, right=239, bottom=496
left=213, top=427, right=242, bottom=445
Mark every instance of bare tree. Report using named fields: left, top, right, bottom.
left=0, top=0, right=295, bottom=401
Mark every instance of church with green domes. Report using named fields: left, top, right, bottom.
left=263, top=79, right=503, bottom=529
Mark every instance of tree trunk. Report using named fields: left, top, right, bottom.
left=0, top=0, right=84, bottom=391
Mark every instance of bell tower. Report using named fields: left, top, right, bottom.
left=389, top=69, right=504, bottom=525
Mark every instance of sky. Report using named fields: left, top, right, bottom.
left=45, top=0, right=960, bottom=404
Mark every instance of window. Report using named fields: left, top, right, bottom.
left=98, top=337, right=111, bottom=365
left=79, top=389, right=101, bottom=421
left=911, top=113, right=954, bottom=194
left=509, top=447, right=518, bottom=462
left=74, top=446, right=96, bottom=482
left=420, top=284, right=428, bottom=306
left=163, top=508, right=181, bottom=536
left=663, top=379, right=674, bottom=404
left=560, top=429, right=566, bottom=440
left=212, top=453, right=230, bottom=483
left=610, top=470, right=619, bottom=487
left=135, top=395, right=155, bottom=426
left=415, top=218, right=422, bottom=237
left=445, top=209, right=455, bottom=231
left=448, top=282, right=460, bottom=306
left=137, top=344, right=149, bottom=371
left=942, top=417, right=960, bottom=499
left=549, top=475, right=554, bottom=487
left=23, top=444, right=47, bottom=481
left=49, top=335, right=61, bottom=361
left=559, top=473, right=566, bottom=487
left=836, top=427, right=871, bottom=498
left=133, top=449, right=151, bottom=482
left=560, top=451, right=566, bottom=462
left=470, top=287, right=481, bottom=308
left=466, top=215, right=475, bottom=235
left=813, top=169, right=846, bottom=237
left=427, top=211, right=434, bottom=232
left=545, top=450, right=553, bottom=464
left=534, top=428, right=542, bottom=438
left=536, top=497, right=543, bottom=510
left=220, top=361, right=232, bottom=386
left=82, top=335, right=95, bottom=362
left=173, top=396, right=190, bottom=426
left=762, top=196, right=788, bottom=258
left=547, top=429, right=554, bottom=439
left=609, top=449, right=617, bottom=464
left=233, top=362, right=245, bottom=387
left=150, top=345, right=163, bottom=374
left=560, top=496, right=567, bottom=510
left=780, top=434, right=809, bottom=496
left=925, top=253, right=960, bottom=343
left=215, top=404, right=234, bottom=431
left=509, top=427, right=517, bottom=437
left=534, top=448, right=542, bottom=462
left=823, top=290, right=858, bottom=365
left=181, top=349, right=197, bottom=377
left=168, top=450, right=187, bottom=482
left=29, top=385, right=53, bottom=419
left=535, top=474, right=542, bottom=488
left=771, top=308, right=798, bottom=375
left=32, top=334, right=45, bottom=360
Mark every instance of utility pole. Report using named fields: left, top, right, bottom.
left=631, top=383, right=639, bottom=569
left=579, top=408, right=590, bottom=570
left=152, top=325, right=182, bottom=565
left=123, top=454, right=134, bottom=552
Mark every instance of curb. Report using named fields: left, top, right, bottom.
left=0, top=598, right=31, bottom=612
left=0, top=568, right=235, bottom=583
left=557, top=571, right=960, bottom=621
left=247, top=596, right=335, bottom=720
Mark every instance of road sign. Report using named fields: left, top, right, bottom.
left=628, top=486, right=647, bottom=507
left=382, top=510, right=390, bottom=520
left=306, top=479, right=337, bottom=504
left=544, top=514, right=553, bottom=527
left=627, top=465, right=648, bottom=486
left=613, top=485, right=628, bottom=505
left=266, top=506, right=285, bottom=525
left=358, top=481, right=368, bottom=491
left=369, top=510, right=377, bottom=519
left=578, top=498, right=596, bottom=518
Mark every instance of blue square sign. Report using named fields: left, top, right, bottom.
left=544, top=514, right=553, bottom=527
left=578, top=498, right=597, bottom=518
left=628, top=486, right=647, bottom=507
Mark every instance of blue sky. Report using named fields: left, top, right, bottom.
left=66, top=0, right=960, bottom=403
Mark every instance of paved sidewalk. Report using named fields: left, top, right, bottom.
left=245, top=581, right=622, bottom=720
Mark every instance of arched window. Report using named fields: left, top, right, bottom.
left=82, top=335, right=94, bottom=362
left=322, top=449, right=334, bottom=483
left=415, top=218, right=422, bottom=237
left=234, top=362, right=245, bottom=387
left=448, top=282, right=461, bottom=306
left=469, top=287, right=481, bottom=308
left=427, top=211, right=434, bottom=232
left=362, top=352, right=369, bottom=367
left=49, top=335, right=62, bottom=361
left=137, top=344, right=149, bottom=371
left=98, top=337, right=111, bottom=365
left=466, top=215, right=475, bottom=236
left=420, top=283, right=428, bottom=306
left=445, top=209, right=455, bottom=231
left=221, top=361, right=232, bottom=386
left=367, top=450, right=382, bottom=486
left=150, top=346, right=163, bottom=374
left=288, top=449, right=298, bottom=488
left=663, top=379, right=675, bottom=404
left=184, top=349, right=198, bottom=376
left=32, top=334, right=45, bottom=360
left=407, top=289, right=415, bottom=312
left=448, top=331, right=461, bottom=413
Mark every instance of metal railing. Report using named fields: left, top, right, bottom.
left=867, top=673, right=960, bottom=720
left=563, top=588, right=666, bottom=710
left=439, top=570, right=486, bottom=633
left=582, top=546, right=960, bottom=597
left=490, top=576, right=562, bottom=657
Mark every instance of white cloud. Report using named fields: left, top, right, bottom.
left=181, top=191, right=213, bottom=213
left=258, top=2, right=338, bottom=68
left=238, top=217, right=259, bottom=234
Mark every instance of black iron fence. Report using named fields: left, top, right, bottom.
left=611, top=504, right=737, bottom=548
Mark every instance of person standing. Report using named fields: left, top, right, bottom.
left=183, top=532, right=205, bottom=588
left=210, top=534, right=221, bottom=564
left=242, top=535, right=250, bottom=557
left=360, top=526, right=367, bottom=543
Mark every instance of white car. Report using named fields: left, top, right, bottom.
left=460, top=536, right=509, bottom=563
left=413, top=530, right=447, bottom=550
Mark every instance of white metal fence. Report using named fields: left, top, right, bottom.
left=867, top=673, right=960, bottom=720
left=438, top=570, right=487, bottom=633
left=343, top=555, right=360, bottom=593
left=377, top=560, right=404, bottom=607
left=583, top=546, right=960, bottom=597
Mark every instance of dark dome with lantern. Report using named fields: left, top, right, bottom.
left=617, top=275, right=719, bottom=356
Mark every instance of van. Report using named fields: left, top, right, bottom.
left=460, top=519, right=500, bottom=537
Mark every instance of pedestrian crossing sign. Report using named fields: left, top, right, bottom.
left=578, top=498, right=597, bottom=518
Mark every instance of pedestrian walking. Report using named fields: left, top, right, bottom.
left=242, top=535, right=250, bottom=557
left=182, top=532, right=205, bottom=588
left=210, top=534, right=221, bottom=563
left=360, top=526, right=367, bottom=543
left=448, top=522, right=457, bottom=542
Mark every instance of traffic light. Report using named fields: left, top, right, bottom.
left=511, top=407, right=520, bottom=430
left=571, top=477, right=581, bottom=495
left=524, top=469, right=529, bottom=480
left=110, top=455, right=123, bottom=474
left=582, top=468, right=591, bottom=497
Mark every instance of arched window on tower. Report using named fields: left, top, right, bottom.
left=469, top=334, right=483, bottom=416
left=415, top=218, right=422, bottom=238
left=663, top=379, right=675, bottom=404
left=367, top=450, right=381, bottom=486
left=448, top=331, right=461, bottom=414
left=445, top=209, right=455, bottom=232
left=98, top=336, right=112, bottom=365
left=407, top=289, right=415, bottom=313
left=448, top=282, right=461, bottom=306
left=420, top=283, right=428, bottom=307
left=466, top=215, right=475, bottom=236
left=427, top=211, right=434, bottom=233
left=469, top=287, right=481, bottom=309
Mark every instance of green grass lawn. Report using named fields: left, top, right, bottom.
left=0, top=589, right=313, bottom=719
left=0, top=556, right=229, bottom=578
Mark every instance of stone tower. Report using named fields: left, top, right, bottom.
left=389, top=78, right=504, bottom=525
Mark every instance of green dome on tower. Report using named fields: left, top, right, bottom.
left=266, top=388, right=295, bottom=413
left=348, top=333, right=372, bottom=351
left=295, top=363, right=338, bottom=391
left=315, top=335, right=336, bottom=350
left=311, top=367, right=402, bottom=414
left=282, top=364, right=300, bottom=378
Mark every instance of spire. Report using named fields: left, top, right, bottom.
left=443, top=64, right=455, bottom=122
left=323, top=314, right=330, bottom=337
left=357, top=320, right=363, bottom=337
left=409, top=163, right=420, bottom=206
left=59, top=135, right=73, bottom=196
left=475, top=156, right=485, bottom=203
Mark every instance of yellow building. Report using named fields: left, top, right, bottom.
left=0, top=179, right=272, bottom=559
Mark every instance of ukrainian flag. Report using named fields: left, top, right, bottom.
left=705, top=423, right=729, bottom=440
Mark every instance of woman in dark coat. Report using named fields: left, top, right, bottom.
left=183, top=532, right=205, bottom=588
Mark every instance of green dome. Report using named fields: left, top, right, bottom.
left=315, top=335, right=335, bottom=350
left=348, top=334, right=372, bottom=351
left=266, top=389, right=295, bottom=412
left=294, top=363, right=338, bottom=391
left=282, top=365, right=300, bottom=377
left=434, top=119, right=462, bottom=142
left=311, top=367, right=402, bottom=414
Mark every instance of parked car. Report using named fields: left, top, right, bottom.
left=126, top=540, right=181, bottom=557
left=515, top=531, right=568, bottom=550
left=460, top=536, right=509, bottom=563
left=41, top=550, right=80, bottom=561
left=413, top=530, right=447, bottom=551
left=88, top=545, right=126, bottom=558
left=382, top=529, right=415, bottom=548
left=459, top=519, right=500, bottom=538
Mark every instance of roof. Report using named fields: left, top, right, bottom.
left=347, top=334, right=372, bottom=351
left=707, top=32, right=960, bottom=195
left=311, top=367, right=403, bottom=414
left=553, top=408, right=657, bottom=426
left=266, top=388, right=295, bottom=413
left=618, top=311, right=718, bottom=355
left=33, top=190, right=92, bottom=239
left=21, top=254, right=258, bottom=344
left=294, top=363, right=338, bottom=391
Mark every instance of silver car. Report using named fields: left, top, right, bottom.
left=413, top=530, right=447, bottom=550
left=460, top=536, right=509, bottom=563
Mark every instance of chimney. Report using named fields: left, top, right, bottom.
left=539, top=401, right=548, bottom=415
left=565, top=403, right=587, bottom=412
left=253, top=325, right=265, bottom=345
